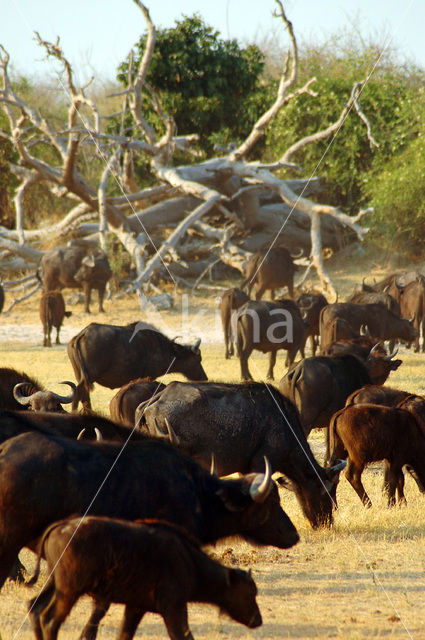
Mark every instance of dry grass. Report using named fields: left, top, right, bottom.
left=1, top=254, right=425, bottom=638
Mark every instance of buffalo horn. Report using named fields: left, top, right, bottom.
left=300, top=298, right=314, bottom=311
left=210, top=453, right=217, bottom=476
left=13, top=383, right=36, bottom=406
left=82, top=255, right=96, bottom=268
left=191, top=338, right=201, bottom=352
left=360, top=325, right=370, bottom=337
left=94, top=428, right=103, bottom=441
left=290, top=247, right=303, bottom=258
left=249, top=457, right=272, bottom=503
left=368, top=343, right=382, bottom=356
left=51, top=381, right=76, bottom=404
left=385, top=346, right=399, bottom=361
left=77, top=428, right=86, bottom=440
left=164, top=418, right=180, bottom=447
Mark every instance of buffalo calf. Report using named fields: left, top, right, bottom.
left=329, top=404, right=425, bottom=506
left=28, top=516, right=262, bottom=640
left=39, top=291, right=71, bottom=347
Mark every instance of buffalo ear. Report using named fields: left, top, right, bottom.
left=215, top=487, right=247, bottom=512
left=276, top=476, right=295, bottom=492
left=391, top=359, right=402, bottom=371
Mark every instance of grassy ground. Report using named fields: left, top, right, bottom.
left=1, top=252, right=425, bottom=638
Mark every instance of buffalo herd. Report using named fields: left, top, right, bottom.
left=1, top=246, right=425, bottom=638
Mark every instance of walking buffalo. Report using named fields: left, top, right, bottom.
left=28, top=517, right=262, bottom=640
left=39, top=243, right=112, bottom=313
left=67, top=322, right=207, bottom=411
left=241, top=246, right=302, bottom=300
left=329, top=403, right=425, bottom=506
left=109, top=378, right=166, bottom=426
left=137, top=381, right=346, bottom=529
left=39, top=290, right=71, bottom=347
left=220, top=288, right=250, bottom=358
left=279, top=350, right=402, bottom=463
left=236, top=299, right=308, bottom=380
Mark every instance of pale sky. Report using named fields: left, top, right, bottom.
left=2, top=0, right=423, bottom=83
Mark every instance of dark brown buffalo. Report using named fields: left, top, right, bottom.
left=39, top=291, right=71, bottom=347
left=398, top=278, right=425, bottom=352
left=110, top=378, right=166, bottom=426
left=0, top=368, right=42, bottom=411
left=28, top=516, right=262, bottom=640
left=346, top=290, right=401, bottom=317
left=241, top=246, right=301, bottom=300
left=319, top=302, right=418, bottom=345
left=345, top=384, right=411, bottom=408
left=297, top=292, right=328, bottom=356
left=39, top=243, right=112, bottom=313
left=236, top=299, right=308, bottom=380
left=137, top=381, right=345, bottom=529
left=329, top=404, right=425, bottom=506
left=321, top=334, right=388, bottom=360
left=67, top=322, right=207, bottom=412
left=220, top=288, right=250, bottom=358
left=320, top=317, right=358, bottom=353
left=279, top=350, right=402, bottom=463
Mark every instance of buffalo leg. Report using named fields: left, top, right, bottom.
left=266, top=352, right=277, bottom=380
left=28, top=579, right=55, bottom=640
left=383, top=463, right=405, bottom=506
left=83, top=283, right=92, bottom=314
left=118, top=606, right=145, bottom=640
left=55, top=326, right=61, bottom=345
left=97, top=284, right=106, bottom=313
left=40, top=591, right=77, bottom=640
left=79, top=601, right=110, bottom=640
left=345, top=459, right=372, bottom=507
left=162, top=603, right=194, bottom=640
left=254, top=284, right=267, bottom=301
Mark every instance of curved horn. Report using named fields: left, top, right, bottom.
left=327, top=459, right=347, bottom=474
left=300, top=298, right=315, bottom=311
left=385, top=346, right=399, bottom=361
left=77, top=428, right=86, bottom=440
left=210, top=453, right=217, bottom=476
left=360, top=325, right=370, bottom=337
left=191, top=338, right=201, bottom=352
left=368, top=343, right=382, bottom=356
left=94, top=427, right=103, bottom=441
left=290, top=247, right=303, bottom=258
left=249, top=457, right=272, bottom=503
left=172, top=336, right=182, bottom=343
left=164, top=418, right=180, bottom=447
left=50, top=381, right=76, bottom=404
left=13, top=383, right=37, bottom=406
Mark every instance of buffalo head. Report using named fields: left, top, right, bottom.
left=13, top=381, right=76, bottom=412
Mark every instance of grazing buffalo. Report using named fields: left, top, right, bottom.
left=241, top=246, right=301, bottom=300
left=28, top=517, right=262, bottom=640
left=236, top=299, right=308, bottom=380
left=137, top=381, right=345, bottom=529
left=39, top=290, right=71, bottom=347
left=220, top=288, right=250, bottom=358
left=13, top=381, right=75, bottom=413
left=110, top=378, right=166, bottom=426
left=319, top=302, right=418, bottom=345
left=67, top=322, right=207, bottom=411
left=39, top=243, right=112, bottom=313
left=297, top=292, right=328, bottom=356
left=0, top=414, right=299, bottom=592
left=329, top=404, right=425, bottom=506
left=279, top=351, right=402, bottom=463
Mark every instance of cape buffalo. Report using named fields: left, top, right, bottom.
left=28, top=517, right=262, bottom=640
left=67, top=322, right=207, bottom=411
left=13, top=380, right=75, bottom=413
left=219, top=288, right=250, bottom=358
left=136, top=381, right=345, bottom=529
left=39, top=243, right=112, bottom=313
left=236, top=299, right=308, bottom=380
left=241, top=246, right=301, bottom=300
left=39, top=290, right=71, bottom=347
left=279, top=350, right=402, bottom=464
left=297, top=292, right=328, bottom=356
left=109, top=378, right=167, bottom=426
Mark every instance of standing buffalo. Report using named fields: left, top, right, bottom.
left=279, top=350, right=402, bottom=463
left=109, top=378, right=166, bottom=426
left=39, top=290, right=71, bottom=347
left=68, top=322, right=207, bottom=412
left=137, top=381, right=345, bottom=529
left=236, top=299, right=308, bottom=380
left=219, top=288, right=250, bottom=358
left=398, top=277, right=425, bottom=352
left=241, top=246, right=301, bottom=300
left=39, top=243, right=112, bottom=313
left=297, top=292, right=328, bottom=356
left=28, top=517, right=262, bottom=640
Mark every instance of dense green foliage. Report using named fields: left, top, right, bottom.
left=117, top=14, right=268, bottom=151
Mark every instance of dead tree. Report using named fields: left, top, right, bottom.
left=0, top=0, right=376, bottom=301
